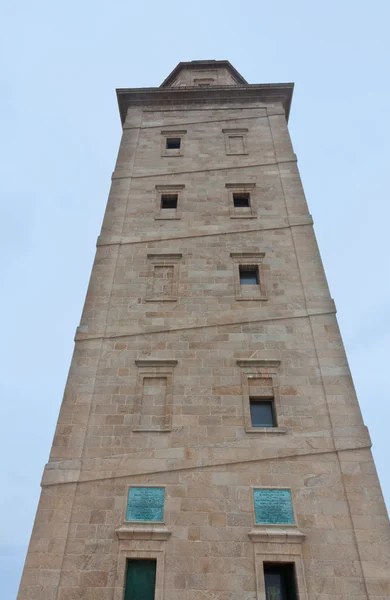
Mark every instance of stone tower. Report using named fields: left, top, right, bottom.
left=18, top=60, right=389, bottom=600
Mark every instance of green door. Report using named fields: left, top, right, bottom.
left=125, top=559, right=157, bottom=600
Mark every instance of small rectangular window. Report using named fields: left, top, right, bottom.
left=239, top=266, right=259, bottom=285
left=250, top=398, right=275, bottom=427
left=166, top=137, right=181, bottom=150
left=125, top=559, right=157, bottom=600
left=264, top=563, right=298, bottom=600
left=233, top=193, right=250, bottom=208
left=161, top=194, right=178, bottom=209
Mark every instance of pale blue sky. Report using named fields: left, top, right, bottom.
left=1, top=1, right=389, bottom=597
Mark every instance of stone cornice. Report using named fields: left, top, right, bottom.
left=116, top=83, right=294, bottom=125
left=236, top=359, right=281, bottom=369
left=115, top=526, right=171, bottom=540
left=135, top=359, right=178, bottom=368
left=248, top=527, right=306, bottom=543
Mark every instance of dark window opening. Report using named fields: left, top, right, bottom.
left=264, top=563, right=298, bottom=600
left=233, top=193, right=250, bottom=208
left=161, top=194, right=178, bottom=209
left=125, top=559, right=157, bottom=600
left=250, top=398, right=276, bottom=427
left=198, top=83, right=211, bottom=87
left=239, top=266, right=259, bottom=285
left=166, top=137, right=181, bottom=150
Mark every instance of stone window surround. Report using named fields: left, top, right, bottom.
left=236, top=359, right=286, bottom=434
left=223, top=127, right=248, bottom=155
left=253, top=553, right=307, bottom=600
left=226, top=183, right=257, bottom=218
left=155, top=184, right=184, bottom=220
left=113, top=546, right=168, bottom=600
left=230, top=252, right=268, bottom=301
left=193, top=77, right=215, bottom=86
left=161, top=129, right=187, bottom=157
left=190, top=69, right=218, bottom=84
left=146, top=253, right=182, bottom=302
left=132, top=359, right=178, bottom=432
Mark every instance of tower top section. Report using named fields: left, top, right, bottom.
left=160, top=60, right=248, bottom=87
left=116, top=60, right=294, bottom=125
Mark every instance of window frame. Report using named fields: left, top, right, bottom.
left=160, top=193, right=178, bottom=210
left=236, top=358, right=286, bottom=434
left=230, top=252, right=267, bottom=300
left=263, top=562, right=299, bottom=600
left=249, top=397, right=277, bottom=428
left=226, top=183, right=257, bottom=218
left=155, top=185, right=184, bottom=219
left=161, top=129, right=186, bottom=157
left=115, top=549, right=166, bottom=600
left=239, top=265, right=259, bottom=285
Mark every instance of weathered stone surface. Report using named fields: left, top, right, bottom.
left=17, top=60, right=389, bottom=600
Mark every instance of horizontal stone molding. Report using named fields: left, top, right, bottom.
left=116, top=526, right=171, bottom=541
left=123, top=110, right=286, bottom=131
left=248, top=527, right=305, bottom=543
left=97, top=215, right=313, bottom=248
left=245, top=427, right=287, bottom=435
left=116, top=82, right=294, bottom=124
left=236, top=359, right=281, bottom=368
left=222, top=128, right=249, bottom=134
left=160, top=129, right=187, bottom=135
left=135, top=359, right=178, bottom=367
left=111, top=156, right=298, bottom=181
left=230, top=252, right=265, bottom=260
left=41, top=437, right=372, bottom=488
left=147, top=253, right=182, bottom=262
left=75, top=302, right=337, bottom=342
left=155, top=184, right=185, bottom=191
left=225, top=182, right=256, bottom=189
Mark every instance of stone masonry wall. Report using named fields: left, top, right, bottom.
left=17, top=86, right=390, bottom=600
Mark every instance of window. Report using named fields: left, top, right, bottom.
left=161, top=194, right=178, bottom=209
left=233, top=193, right=250, bottom=208
left=250, top=398, right=276, bottom=427
left=226, top=184, right=256, bottom=218
left=264, top=563, right=298, bottom=600
left=161, top=130, right=186, bottom=156
left=239, top=266, right=259, bottom=285
left=155, top=185, right=184, bottom=219
left=125, top=559, right=157, bottom=600
left=166, top=137, right=181, bottom=150
left=236, top=358, right=284, bottom=433
left=230, top=253, right=267, bottom=300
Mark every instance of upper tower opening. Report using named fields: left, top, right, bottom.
left=160, top=60, right=247, bottom=88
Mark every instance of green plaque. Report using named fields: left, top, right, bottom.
left=126, top=487, right=165, bottom=522
left=253, top=489, right=294, bottom=525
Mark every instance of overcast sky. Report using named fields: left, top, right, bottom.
left=1, top=1, right=389, bottom=597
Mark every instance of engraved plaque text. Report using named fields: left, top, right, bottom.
left=253, top=489, right=294, bottom=525
left=126, top=487, right=165, bottom=522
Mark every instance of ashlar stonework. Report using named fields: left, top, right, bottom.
left=17, top=60, right=390, bottom=600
